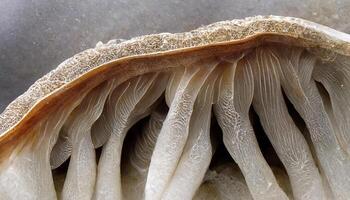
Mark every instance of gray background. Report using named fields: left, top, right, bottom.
left=1, top=0, right=349, bottom=112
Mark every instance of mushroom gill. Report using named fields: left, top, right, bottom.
left=1, top=16, right=350, bottom=200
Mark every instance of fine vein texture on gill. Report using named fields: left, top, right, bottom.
left=276, top=47, right=350, bottom=199
left=251, top=47, right=325, bottom=200
left=0, top=88, right=90, bottom=200
left=92, top=72, right=168, bottom=200
left=214, top=57, right=289, bottom=200
left=145, top=59, right=219, bottom=200
left=122, top=109, right=166, bottom=200
left=59, top=81, right=117, bottom=200
left=161, top=64, right=222, bottom=200
left=313, top=58, right=350, bottom=156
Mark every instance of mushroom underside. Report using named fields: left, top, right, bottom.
left=1, top=44, right=350, bottom=200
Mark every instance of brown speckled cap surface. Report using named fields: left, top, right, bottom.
left=1, top=15, right=350, bottom=136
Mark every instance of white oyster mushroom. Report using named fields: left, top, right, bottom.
left=0, top=16, right=350, bottom=200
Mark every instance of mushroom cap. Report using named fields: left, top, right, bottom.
left=1, top=15, right=350, bottom=164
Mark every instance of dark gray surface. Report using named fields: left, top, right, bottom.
left=1, top=0, right=349, bottom=112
